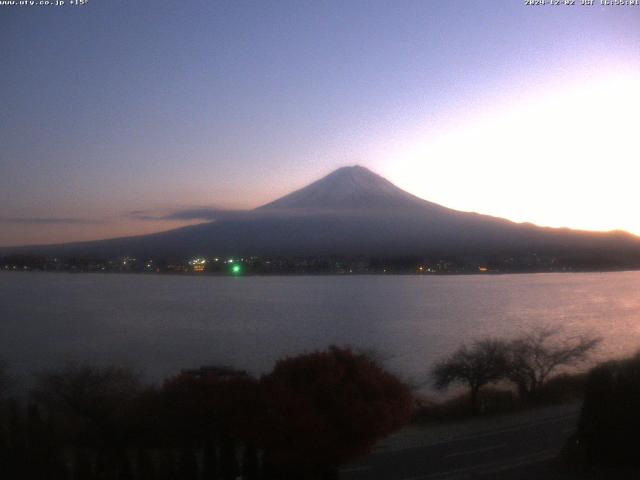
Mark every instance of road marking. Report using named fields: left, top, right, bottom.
left=402, top=448, right=557, bottom=480
left=341, top=465, right=371, bottom=473
left=385, top=412, right=579, bottom=453
left=443, top=443, right=507, bottom=458
left=480, top=449, right=557, bottom=476
left=443, top=413, right=578, bottom=443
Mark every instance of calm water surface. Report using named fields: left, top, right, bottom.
left=1, top=271, right=640, bottom=388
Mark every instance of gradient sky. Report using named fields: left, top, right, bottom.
left=1, top=0, right=639, bottom=246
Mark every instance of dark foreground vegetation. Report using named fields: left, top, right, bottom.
left=0, top=347, right=413, bottom=480
left=561, top=352, right=640, bottom=475
left=419, top=329, right=640, bottom=477
left=3, top=328, right=640, bottom=479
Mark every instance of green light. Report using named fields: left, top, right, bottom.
left=231, top=264, right=241, bottom=275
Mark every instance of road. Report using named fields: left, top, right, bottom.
left=341, top=404, right=580, bottom=480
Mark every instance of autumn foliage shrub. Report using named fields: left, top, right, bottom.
left=257, top=346, right=414, bottom=475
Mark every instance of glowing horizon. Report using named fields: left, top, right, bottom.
left=386, top=68, right=640, bottom=236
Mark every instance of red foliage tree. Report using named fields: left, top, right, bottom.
left=256, top=346, right=413, bottom=477
left=158, top=368, right=260, bottom=446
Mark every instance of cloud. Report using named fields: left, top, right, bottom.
left=162, top=208, right=222, bottom=221
left=129, top=207, right=222, bottom=220
left=128, top=207, right=239, bottom=222
left=128, top=207, right=319, bottom=222
left=127, top=206, right=388, bottom=223
left=0, top=216, right=106, bottom=225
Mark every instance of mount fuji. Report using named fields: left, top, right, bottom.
left=6, top=166, right=640, bottom=267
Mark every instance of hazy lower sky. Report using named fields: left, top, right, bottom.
left=1, top=0, right=638, bottom=246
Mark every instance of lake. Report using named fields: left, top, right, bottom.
left=1, top=271, right=640, bottom=390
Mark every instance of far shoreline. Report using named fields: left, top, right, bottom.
left=2, top=268, right=638, bottom=278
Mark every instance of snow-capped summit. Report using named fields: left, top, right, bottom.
left=259, top=165, right=434, bottom=211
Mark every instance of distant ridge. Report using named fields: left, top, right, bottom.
left=3, top=165, right=640, bottom=269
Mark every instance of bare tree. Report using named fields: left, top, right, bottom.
left=505, top=326, right=601, bottom=401
left=431, top=339, right=508, bottom=414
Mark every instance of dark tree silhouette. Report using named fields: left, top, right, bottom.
left=242, top=443, right=259, bottom=480
left=219, top=434, right=239, bottom=480
left=25, top=404, right=49, bottom=480
left=0, top=360, right=10, bottom=400
left=177, top=447, right=198, bottom=480
left=7, top=400, right=26, bottom=479
left=567, top=353, right=640, bottom=467
left=257, top=346, right=413, bottom=479
left=74, top=448, right=94, bottom=480
left=32, top=364, right=142, bottom=479
left=156, top=367, right=260, bottom=479
left=158, top=368, right=260, bottom=448
left=431, top=339, right=508, bottom=414
left=32, top=364, right=142, bottom=444
left=505, top=326, right=600, bottom=401
left=202, top=439, right=218, bottom=480
left=135, top=448, right=156, bottom=480
left=0, top=431, right=10, bottom=480
left=156, top=450, right=177, bottom=480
